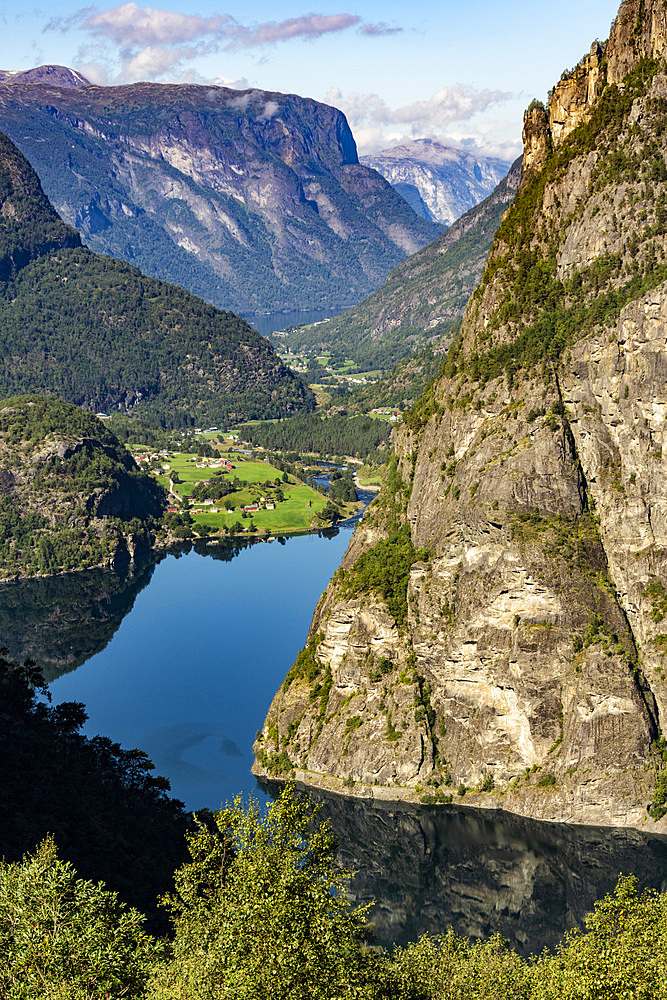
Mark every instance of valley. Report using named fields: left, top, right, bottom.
left=1, top=0, right=667, bottom=994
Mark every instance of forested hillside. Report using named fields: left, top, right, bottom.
left=0, top=394, right=165, bottom=578
left=0, top=129, right=313, bottom=425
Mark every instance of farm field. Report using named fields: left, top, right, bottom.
left=148, top=451, right=351, bottom=535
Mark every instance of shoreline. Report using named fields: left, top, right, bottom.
left=251, top=762, right=667, bottom=835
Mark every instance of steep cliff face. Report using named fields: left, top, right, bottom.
left=0, top=71, right=441, bottom=315
left=254, top=0, right=667, bottom=831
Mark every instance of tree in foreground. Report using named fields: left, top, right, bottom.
left=0, top=837, right=159, bottom=1000
left=149, top=786, right=380, bottom=999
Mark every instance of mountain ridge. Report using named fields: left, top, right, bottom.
left=0, top=73, right=441, bottom=315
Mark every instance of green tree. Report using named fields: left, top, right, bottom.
left=151, top=787, right=377, bottom=999
left=0, top=838, right=159, bottom=1000
left=529, top=875, right=667, bottom=1000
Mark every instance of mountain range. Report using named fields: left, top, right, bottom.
left=0, top=67, right=442, bottom=317
left=361, top=139, right=511, bottom=225
left=283, top=156, right=521, bottom=370
left=0, top=128, right=311, bottom=426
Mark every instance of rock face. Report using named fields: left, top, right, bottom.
left=361, top=139, right=510, bottom=226
left=0, top=72, right=441, bottom=316
left=282, top=158, right=521, bottom=371
left=0, top=394, right=166, bottom=579
left=254, top=0, right=667, bottom=831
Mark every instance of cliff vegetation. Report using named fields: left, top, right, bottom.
left=254, top=0, right=667, bottom=831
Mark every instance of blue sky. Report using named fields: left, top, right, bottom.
left=1, top=1, right=621, bottom=158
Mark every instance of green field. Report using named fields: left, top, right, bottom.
left=152, top=451, right=346, bottom=535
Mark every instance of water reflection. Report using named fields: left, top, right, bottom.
left=0, top=531, right=343, bottom=682
left=0, top=557, right=161, bottom=681
left=263, top=783, right=667, bottom=957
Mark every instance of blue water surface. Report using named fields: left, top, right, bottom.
left=51, top=529, right=351, bottom=811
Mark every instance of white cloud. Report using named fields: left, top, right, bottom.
left=326, top=84, right=515, bottom=156
left=227, top=13, right=361, bottom=49
left=45, top=5, right=400, bottom=83
left=80, top=3, right=230, bottom=47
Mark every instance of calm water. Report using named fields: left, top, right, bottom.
left=44, top=530, right=352, bottom=810
left=241, top=307, right=340, bottom=337
left=3, top=525, right=667, bottom=955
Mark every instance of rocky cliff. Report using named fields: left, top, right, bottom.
left=253, top=0, right=667, bottom=831
left=0, top=68, right=441, bottom=315
left=361, top=140, right=510, bottom=226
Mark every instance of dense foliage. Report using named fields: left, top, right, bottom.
left=0, top=652, right=187, bottom=928
left=0, top=838, right=158, bottom=1000
left=0, top=130, right=80, bottom=282
left=2, top=782, right=667, bottom=999
left=0, top=249, right=313, bottom=427
left=151, top=791, right=376, bottom=999
left=340, top=525, right=429, bottom=626
left=236, top=413, right=390, bottom=462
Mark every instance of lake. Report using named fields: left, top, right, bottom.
left=241, top=307, right=340, bottom=338
left=2, top=525, right=667, bottom=955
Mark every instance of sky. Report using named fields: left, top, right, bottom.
left=1, top=1, right=622, bottom=160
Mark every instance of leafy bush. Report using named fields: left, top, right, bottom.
left=340, top=525, right=429, bottom=625
left=151, top=787, right=377, bottom=1000
left=0, top=838, right=159, bottom=1000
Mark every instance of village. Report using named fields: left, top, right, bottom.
left=131, top=444, right=360, bottom=536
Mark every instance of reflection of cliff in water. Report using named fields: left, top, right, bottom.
left=265, top=784, right=667, bottom=956
left=0, top=556, right=163, bottom=681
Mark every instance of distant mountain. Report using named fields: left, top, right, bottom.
left=0, top=67, right=442, bottom=316
left=0, top=65, right=89, bottom=88
left=0, top=129, right=312, bottom=426
left=283, top=157, right=522, bottom=370
left=361, top=139, right=511, bottom=226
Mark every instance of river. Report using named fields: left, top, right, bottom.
left=2, top=525, right=667, bottom=956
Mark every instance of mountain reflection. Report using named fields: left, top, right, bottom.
left=264, top=783, right=667, bottom=956
left=0, top=530, right=343, bottom=682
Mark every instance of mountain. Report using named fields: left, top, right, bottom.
left=0, top=129, right=312, bottom=425
left=254, top=0, right=667, bottom=831
left=0, top=394, right=166, bottom=579
left=361, top=139, right=511, bottom=225
left=0, top=65, right=89, bottom=88
left=0, top=68, right=442, bottom=316
left=283, top=157, right=521, bottom=370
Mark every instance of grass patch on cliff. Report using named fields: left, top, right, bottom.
left=339, top=525, right=429, bottom=626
